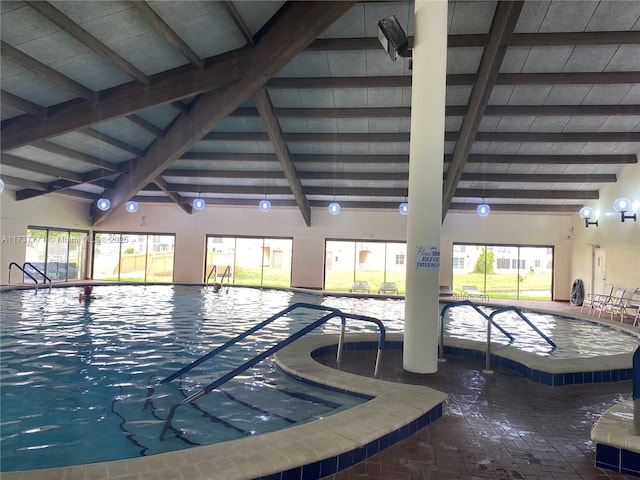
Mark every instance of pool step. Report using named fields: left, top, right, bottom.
left=112, top=377, right=350, bottom=454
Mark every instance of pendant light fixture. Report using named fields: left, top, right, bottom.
left=126, top=200, right=139, bottom=213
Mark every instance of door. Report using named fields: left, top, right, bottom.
left=592, top=247, right=606, bottom=295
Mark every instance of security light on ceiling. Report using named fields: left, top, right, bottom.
left=378, top=15, right=411, bottom=62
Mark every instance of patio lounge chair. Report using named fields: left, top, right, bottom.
left=350, top=281, right=370, bottom=293
left=378, top=282, right=398, bottom=294
left=605, top=287, right=626, bottom=320
left=581, top=283, right=614, bottom=315
left=614, top=287, right=640, bottom=325
left=462, top=285, right=488, bottom=301
left=439, top=285, right=455, bottom=297
left=625, top=288, right=640, bottom=326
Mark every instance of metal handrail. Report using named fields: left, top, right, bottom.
left=23, top=262, right=52, bottom=291
left=206, top=265, right=231, bottom=292
left=205, top=264, right=217, bottom=285
left=155, top=302, right=386, bottom=440
left=489, top=306, right=556, bottom=350
left=8, top=262, right=39, bottom=292
left=439, top=301, right=557, bottom=372
left=439, top=300, right=514, bottom=373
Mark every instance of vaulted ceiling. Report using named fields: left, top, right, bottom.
left=1, top=1, right=639, bottom=227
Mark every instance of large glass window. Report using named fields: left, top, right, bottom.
left=324, top=240, right=407, bottom=293
left=452, top=243, right=554, bottom=300
left=25, top=227, right=88, bottom=282
left=205, top=236, right=292, bottom=288
left=93, top=232, right=175, bottom=282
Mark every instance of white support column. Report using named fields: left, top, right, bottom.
left=403, top=0, right=448, bottom=374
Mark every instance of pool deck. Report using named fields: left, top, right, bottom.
left=2, top=291, right=639, bottom=479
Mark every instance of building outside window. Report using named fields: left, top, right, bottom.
left=205, top=236, right=292, bottom=288
left=325, top=240, right=407, bottom=293
left=24, top=227, right=88, bottom=282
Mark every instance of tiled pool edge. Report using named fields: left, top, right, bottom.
left=2, top=333, right=447, bottom=480
left=591, top=400, right=640, bottom=476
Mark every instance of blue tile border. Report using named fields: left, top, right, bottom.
left=255, top=340, right=445, bottom=480
left=254, top=404, right=442, bottom=480
left=440, top=345, right=632, bottom=386
left=595, top=443, right=640, bottom=477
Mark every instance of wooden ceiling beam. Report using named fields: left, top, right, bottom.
left=0, top=41, right=96, bottom=102
left=131, top=1, right=204, bottom=69
left=464, top=154, right=637, bottom=164
left=459, top=173, right=616, bottom=183
left=153, top=176, right=193, bottom=214
left=0, top=174, right=46, bottom=191
left=1, top=153, right=82, bottom=182
left=25, top=1, right=150, bottom=85
left=253, top=87, right=311, bottom=225
left=125, top=115, right=166, bottom=138
left=442, top=1, right=524, bottom=220
left=89, top=1, right=356, bottom=226
left=454, top=188, right=598, bottom=200
left=305, top=31, right=640, bottom=51
left=32, top=140, right=120, bottom=171
left=79, top=128, right=146, bottom=157
left=1, top=50, right=243, bottom=151
left=0, top=90, right=48, bottom=119
left=449, top=203, right=579, bottom=213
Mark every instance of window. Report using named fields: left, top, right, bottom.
left=452, top=257, right=465, bottom=269
left=453, top=243, right=554, bottom=300
left=324, top=240, right=407, bottom=293
left=25, top=227, right=88, bottom=282
left=93, top=232, right=175, bottom=282
left=205, top=236, right=292, bottom=288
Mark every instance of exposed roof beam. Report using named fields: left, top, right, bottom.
left=0, top=90, right=48, bottom=118
left=454, top=188, right=598, bottom=200
left=463, top=154, right=637, bottom=164
left=125, top=115, right=166, bottom=138
left=0, top=174, right=46, bottom=190
left=32, top=140, right=120, bottom=171
left=222, top=1, right=255, bottom=46
left=160, top=169, right=614, bottom=184
left=90, top=1, right=356, bottom=226
left=265, top=71, right=639, bottom=89
left=14, top=166, right=120, bottom=201
left=230, top=104, right=640, bottom=119
left=131, top=1, right=204, bottom=69
left=25, top=1, right=151, bottom=85
left=79, top=128, right=146, bottom=157
left=175, top=152, right=636, bottom=165
left=146, top=183, right=598, bottom=200
left=305, top=31, right=640, bottom=51
left=1, top=50, right=243, bottom=150
left=459, top=173, right=616, bottom=183
left=253, top=87, right=311, bottom=225
left=1, top=153, right=82, bottom=182
left=201, top=130, right=639, bottom=143
left=448, top=203, right=579, bottom=213
left=0, top=41, right=96, bottom=102
left=442, top=1, right=524, bottom=221
left=153, top=176, right=193, bottom=214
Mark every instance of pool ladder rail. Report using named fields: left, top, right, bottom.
left=206, top=264, right=231, bottom=293
left=8, top=262, right=52, bottom=292
left=147, top=302, right=387, bottom=440
left=439, top=300, right=557, bottom=373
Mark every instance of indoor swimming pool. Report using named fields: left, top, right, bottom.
left=1, top=284, right=638, bottom=472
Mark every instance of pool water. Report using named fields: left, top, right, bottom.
left=0, top=285, right=364, bottom=472
left=1, top=285, right=638, bottom=472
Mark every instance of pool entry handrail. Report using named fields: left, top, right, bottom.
left=155, top=302, right=387, bottom=440
left=489, top=306, right=556, bottom=350
left=439, top=301, right=557, bottom=372
left=22, top=262, right=52, bottom=291
left=206, top=264, right=231, bottom=292
left=8, top=262, right=40, bottom=292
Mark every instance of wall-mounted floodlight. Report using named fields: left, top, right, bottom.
left=378, top=15, right=411, bottom=62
